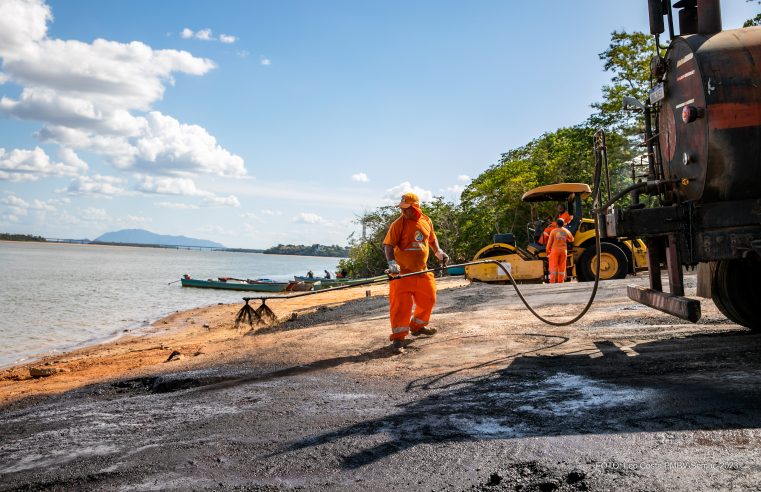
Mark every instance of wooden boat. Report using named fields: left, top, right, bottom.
left=294, top=275, right=323, bottom=283
left=180, top=276, right=296, bottom=292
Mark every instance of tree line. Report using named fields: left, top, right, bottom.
left=0, top=233, right=46, bottom=242
left=263, top=243, right=350, bottom=258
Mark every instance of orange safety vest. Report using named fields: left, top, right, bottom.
left=558, top=211, right=572, bottom=225
left=546, top=226, right=574, bottom=253
left=383, top=213, right=437, bottom=274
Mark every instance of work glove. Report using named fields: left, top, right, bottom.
left=435, top=250, right=449, bottom=263
left=386, top=260, right=400, bottom=275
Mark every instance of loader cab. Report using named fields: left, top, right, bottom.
left=522, top=183, right=589, bottom=247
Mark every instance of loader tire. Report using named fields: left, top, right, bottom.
left=577, top=242, right=628, bottom=282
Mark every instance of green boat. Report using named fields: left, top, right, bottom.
left=180, top=276, right=295, bottom=292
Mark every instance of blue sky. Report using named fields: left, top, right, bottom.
left=0, top=0, right=757, bottom=248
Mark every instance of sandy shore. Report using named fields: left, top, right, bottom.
left=0, top=278, right=441, bottom=407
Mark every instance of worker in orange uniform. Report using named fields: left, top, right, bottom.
left=540, top=203, right=574, bottom=246
left=383, top=192, right=449, bottom=353
left=546, top=218, right=574, bottom=283
left=556, top=203, right=572, bottom=226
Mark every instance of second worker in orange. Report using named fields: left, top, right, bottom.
left=546, top=218, right=574, bottom=283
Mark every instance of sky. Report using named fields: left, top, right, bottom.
left=0, top=0, right=757, bottom=248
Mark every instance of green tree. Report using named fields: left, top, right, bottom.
left=339, top=206, right=399, bottom=277
left=420, top=197, right=467, bottom=263
left=590, top=31, right=658, bottom=133
left=745, top=0, right=761, bottom=27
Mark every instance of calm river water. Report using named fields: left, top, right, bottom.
left=0, top=241, right=343, bottom=367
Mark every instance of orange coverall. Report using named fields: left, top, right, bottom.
left=383, top=214, right=438, bottom=340
left=540, top=211, right=572, bottom=245
left=546, top=226, right=574, bottom=283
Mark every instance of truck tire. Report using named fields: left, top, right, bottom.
left=711, top=258, right=761, bottom=329
left=577, top=242, right=628, bottom=281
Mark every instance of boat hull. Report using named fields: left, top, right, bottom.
left=180, top=278, right=291, bottom=292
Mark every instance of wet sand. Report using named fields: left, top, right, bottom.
left=2, top=275, right=761, bottom=490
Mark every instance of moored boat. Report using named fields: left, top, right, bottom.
left=180, top=275, right=297, bottom=292
left=307, top=275, right=388, bottom=289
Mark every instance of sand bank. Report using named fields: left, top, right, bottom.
left=0, top=279, right=467, bottom=406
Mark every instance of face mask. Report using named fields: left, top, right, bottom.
left=410, top=205, right=422, bottom=221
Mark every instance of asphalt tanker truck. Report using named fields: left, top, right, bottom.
left=597, top=0, right=761, bottom=328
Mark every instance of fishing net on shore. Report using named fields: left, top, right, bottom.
left=234, top=299, right=278, bottom=328
left=255, top=299, right=277, bottom=324
left=235, top=299, right=262, bottom=328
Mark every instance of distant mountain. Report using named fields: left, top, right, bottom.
left=94, top=229, right=225, bottom=248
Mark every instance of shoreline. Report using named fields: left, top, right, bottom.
left=0, top=278, right=467, bottom=407
left=0, top=299, right=234, bottom=371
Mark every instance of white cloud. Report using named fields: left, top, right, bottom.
left=0, top=0, right=245, bottom=182
left=64, top=174, right=125, bottom=196
left=457, top=174, right=471, bottom=182
left=179, top=27, right=237, bottom=44
left=1, top=194, right=30, bottom=209
left=351, top=172, right=369, bottom=183
left=383, top=182, right=433, bottom=204
left=261, top=209, right=282, bottom=216
left=196, top=224, right=236, bottom=237
left=200, top=194, right=240, bottom=207
left=155, top=201, right=199, bottom=210
left=236, top=50, right=250, bottom=58
left=0, top=193, right=30, bottom=223
left=293, top=212, right=326, bottom=225
left=195, top=28, right=213, bottom=41
left=80, top=207, right=109, bottom=222
left=30, top=199, right=56, bottom=212
left=122, top=215, right=152, bottom=227
left=137, top=175, right=239, bottom=207
left=260, top=56, right=271, bottom=66
left=35, top=112, right=246, bottom=177
left=136, top=175, right=207, bottom=196
left=441, top=184, right=466, bottom=202
left=130, top=112, right=246, bottom=176
left=0, top=146, right=87, bottom=182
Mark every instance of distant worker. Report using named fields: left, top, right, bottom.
left=324, top=270, right=332, bottom=279
left=307, top=270, right=314, bottom=279
left=546, top=218, right=574, bottom=283
left=341, top=268, right=348, bottom=278
left=383, top=192, right=449, bottom=353
left=540, top=203, right=574, bottom=246
left=556, top=202, right=573, bottom=226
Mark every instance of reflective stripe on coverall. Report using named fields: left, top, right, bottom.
left=546, top=226, right=574, bottom=283
left=383, top=213, right=438, bottom=340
